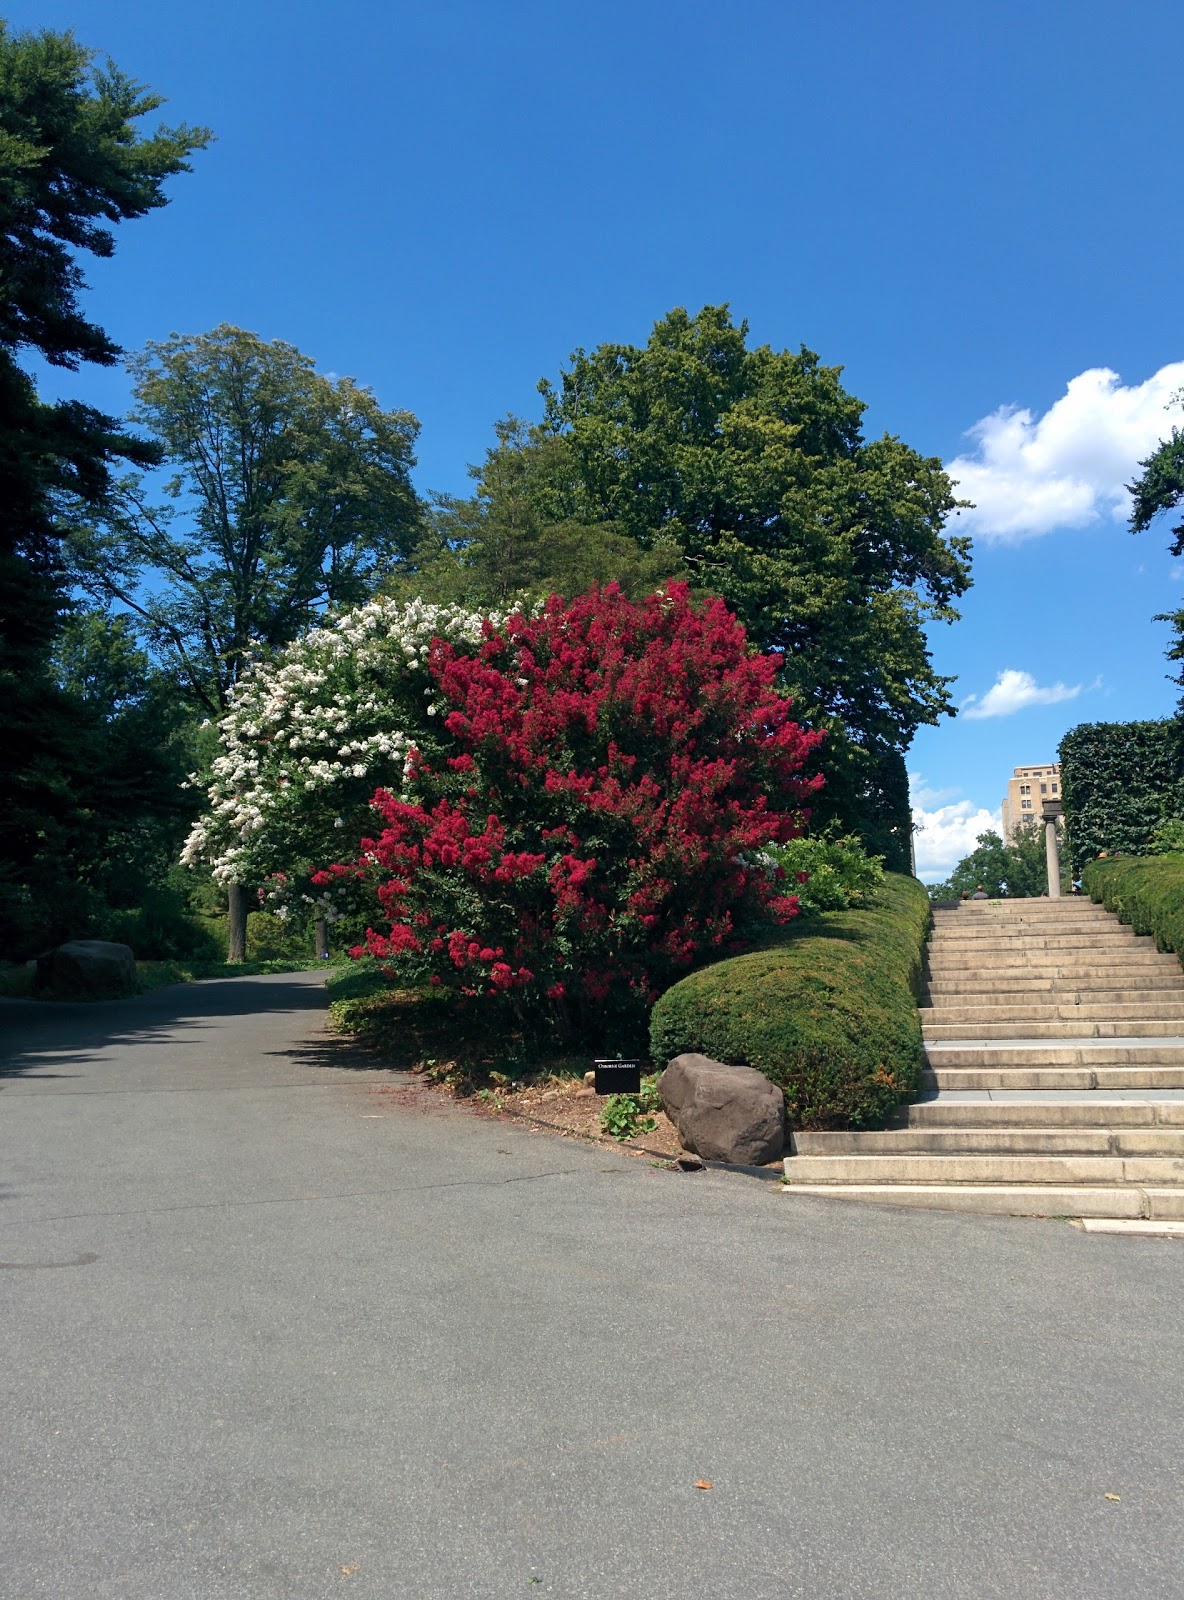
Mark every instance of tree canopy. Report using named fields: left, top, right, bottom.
left=0, top=21, right=210, bottom=563
left=0, top=21, right=209, bottom=953
left=440, top=306, right=971, bottom=862
left=70, top=324, right=422, bottom=713
left=926, top=822, right=1054, bottom=900
left=401, top=419, right=684, bottom=609
left=1128, top=403, right=1184, bottom=696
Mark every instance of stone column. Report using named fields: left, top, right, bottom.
left=1045, top=820, right=1061, bottom=899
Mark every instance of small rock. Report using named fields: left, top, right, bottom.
left=676, top=1150, right=705, bottom=1172
left=659, top=1053, right=786, bottom=1165
left=583, top=1070, right=596, bottom=1086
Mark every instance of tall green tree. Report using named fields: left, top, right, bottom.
left=0, top=20, right=208, bottom=950
left=70, top=324, right=423, bottom=714
left=1128, top=401, right=1184, bottom=696
left=465, top=307, right=971, bottom=864
left=927, top=822, right=1054, bottom=900
left=402, top=418, right=684, bottom=608
left=51, top=611, right=197, bottom=911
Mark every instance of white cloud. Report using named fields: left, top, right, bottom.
left=911, top=799, right=1001, bottom=882
left=947, top=362, right=1184, bottom=542
left=909, top=777, right=960, bottom=809
left=962, top=667, right=1084, bottom=720
left=908, top=772, right=1000, bottom=881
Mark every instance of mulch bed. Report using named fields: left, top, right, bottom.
left=359, top=1067, right=687, bottom=1163
left=469, top=1078, right=686, bottom=1162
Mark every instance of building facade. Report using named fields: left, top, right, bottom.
left=1000, top=762, right=1062, bottom=844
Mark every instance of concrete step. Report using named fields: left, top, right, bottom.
left=922, top=1018, right=1184, bottom=1041
left=782, top=1152, right=1184, bottom=1185
left=780, top=1184, right=1184, bottom=1219
left=925, top=952, right=1176, bottom=972
left=904, top=1098, right=1184, bottom=1128
left=922, top=1043, right=1184, bottom=1066
left=932, top=907, right=1124, bottom=919
left=931, top=920, right=1126, bottom=936
left=928, top=966, right=1184, bottom=992
left=1078, top=1218, right=1184, bottom=1236
left=933, top=902, right=1106, bottom=914
left=922, top=999, right=1184, bottom=1025
left=922, top=1065, right=1184, bottom=1091
left=928, top=979, right=1184, bottom=1004
left=926, top=935, right=1156, bottom=954
left=792, top=1127, right=1184, bottom=1156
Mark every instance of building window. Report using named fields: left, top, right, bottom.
left=1020, top=784, right=1030, bottom=795
left=1021, top=799, right=1032, bottom=809
left=1051, top=782, right=1058, bottom=793
left=1041, top=783, right=1048, bottom=793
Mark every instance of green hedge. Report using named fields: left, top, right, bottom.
left=1060, top=719, right=1184, bottom=871
left=648, top=873, right=930, bottom=1130
left=1083, top=854, right=1184, bottom=962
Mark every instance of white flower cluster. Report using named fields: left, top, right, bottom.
left=182, top=596, right=488, bottom=903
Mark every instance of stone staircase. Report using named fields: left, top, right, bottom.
left=782, top=898, right=1184, bottom=1225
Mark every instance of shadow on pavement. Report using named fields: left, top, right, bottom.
left=267, top=1034, right=403, bottom=1075
left=0, top=972, right=328, bottom=1083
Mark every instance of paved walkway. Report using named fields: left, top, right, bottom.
left=3, top=973, right=1184, bottom=1598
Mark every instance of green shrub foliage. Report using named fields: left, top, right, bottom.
left=1149, top=818, right=1184, bottom=855
left=767, top=830, right=885, bottom=915
left=1082, top=854, right=1184, bottom=962
left=1060, top=719, right=1184, bottom=871
left=648, top=873, right=930, bottom=1130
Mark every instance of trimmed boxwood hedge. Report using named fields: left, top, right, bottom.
left=1083, top=854, right=1184, bottom=963
left=648, top=873, right=930, bottom=1130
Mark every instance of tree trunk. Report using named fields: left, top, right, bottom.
left=315, top=917, right=329, bottom=960
left=227, top=882, right=248, bottom=963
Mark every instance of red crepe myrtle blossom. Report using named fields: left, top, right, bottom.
left=337, top=584, right=823, bottom=1029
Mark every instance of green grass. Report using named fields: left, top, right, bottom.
left=1083, top=853, right=1184, bottom=962
left=648, top=873, right=931, bottom=1130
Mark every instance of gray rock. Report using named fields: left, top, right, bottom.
left=35, top=940, right=138, bottom=999
left=659, top=1053, right=786, bottom=1165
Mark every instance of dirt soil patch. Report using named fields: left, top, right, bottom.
left=361, top=1067, right=687, bottom=1163
left=473, top=1077, right=687, bottom=1161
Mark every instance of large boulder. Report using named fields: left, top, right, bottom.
left=35, top=940, right=138, bottom=1000
left=659, top=1052, right=786, bottom=1165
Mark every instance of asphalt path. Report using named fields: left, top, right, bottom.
left=2, top=971, right=1182, bottom=1599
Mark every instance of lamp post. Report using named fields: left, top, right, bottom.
left=1042, top=799, right=1064, bottom=899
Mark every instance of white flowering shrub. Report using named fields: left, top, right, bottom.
left=182, top=597, right=489, bottom=920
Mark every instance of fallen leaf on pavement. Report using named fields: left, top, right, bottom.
left=694, top=1479, right=713, bottom=1490
left=1104, top=1494, right=1121, bottom=1503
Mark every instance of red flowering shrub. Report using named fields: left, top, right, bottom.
left=332, top=584, right=824, bottom=1033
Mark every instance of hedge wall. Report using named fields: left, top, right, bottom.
left=1059, top=718, right=1184, bottom=871
left=1082, top=854, right=1184, bottom=962
left=648, top=873, right=930, bottom=1131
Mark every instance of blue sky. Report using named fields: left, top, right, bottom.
left=13, top=0, right=1184, bottom=876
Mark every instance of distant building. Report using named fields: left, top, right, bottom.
left=1001, top=762, right=1062, bottom=844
